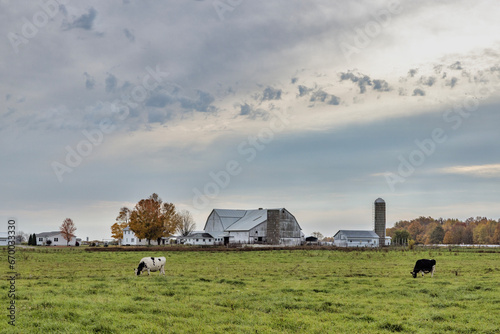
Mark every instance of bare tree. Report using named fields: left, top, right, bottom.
left=311, top=231, right=324, bottom=240
left=60, top=218, right=77, bottom=246
left=177, top=209, right=196, bottom=236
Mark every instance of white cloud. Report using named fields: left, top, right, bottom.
left=438, top=164, right=500, bottom=178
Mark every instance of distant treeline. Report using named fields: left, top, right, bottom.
left=386, top=216, right=500, bottom=245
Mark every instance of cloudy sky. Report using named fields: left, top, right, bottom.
left=2, top=0, right=500, bottom=240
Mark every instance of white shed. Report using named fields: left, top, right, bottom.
left=333, top=230, right=380, bottom=247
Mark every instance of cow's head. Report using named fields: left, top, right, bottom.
left=134, top=268, right=141, bottom=276
left=410, top=271, right=417, bottom=278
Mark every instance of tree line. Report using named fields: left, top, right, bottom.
left=110, top=193, right=196, bottom=245
left=386, top=216, right=500, bottom=245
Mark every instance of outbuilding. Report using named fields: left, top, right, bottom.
left=333, top=230, right=380, bottom=247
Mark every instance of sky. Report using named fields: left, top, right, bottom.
left=1, top=0, right=500, bottom=241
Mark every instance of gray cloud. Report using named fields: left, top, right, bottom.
left=105, top=74, right=118, bottom=93
left=179, top=90, right=215, bottom=112
left=449, top=61, right=463, bottom=70
left=446, top=77, right=458, bottom=88
left=309, top=90, right=340, bottom=105
left=123, top=29, right=135, bottom=42
left=261, top=87, right=282, bottom=101
left=339, top=72, right=372, bottom=94
left=412, top=88, right=425, bottom=96
left=419, top=76, right=436, bottom=87
left=408, top=69, right=418, bottom=77
left=62, top=7, right=97, bottom=31
left=373, top=79, right=391, bottom=92
left=84, top=72, right=95, bottom=90
left=145, top=92, right=174, bottom=108
left=298, top=85, right=313, bottom=97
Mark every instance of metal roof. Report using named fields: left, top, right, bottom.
left=225, top=209, right=267, bottom=231
left=375, top=198, right=385, bottom=203
left=36, top=231, right=62, bottom=237
left=334, top=230, right=380, bottom=238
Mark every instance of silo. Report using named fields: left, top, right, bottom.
left=374, top=198, right=386, bottom=246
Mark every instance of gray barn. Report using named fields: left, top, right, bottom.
left=203, top=208, right=304, bottom=246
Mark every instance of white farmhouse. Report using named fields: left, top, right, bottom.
left=36, top=231, right=77, bottom=246
left=333, top=230, right=380, bottom=248
left=122, top=226, right=169, bottom=246
left=203, top=208, right=304, bottom=246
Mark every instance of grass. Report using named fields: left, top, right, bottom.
left=1, top=247, right=499, bottom=333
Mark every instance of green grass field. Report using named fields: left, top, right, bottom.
left=1, top=247, right=499, bottom=333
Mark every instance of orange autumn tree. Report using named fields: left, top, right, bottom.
left=60, top=218, right=77, bottom=246
left=129, top=193, right=181, bottom=245
left=111, top=207, right=131, bottom=244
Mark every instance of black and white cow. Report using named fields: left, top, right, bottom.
left=410, top=259, right=436, bottom=278
left=134, top=257, right=166, bottom=276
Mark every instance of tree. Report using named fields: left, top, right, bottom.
left=111, top=207, right=131, bottom=244
left=311, top=232, right=324, bottom=240
left=32, top=233, right=37, bottom=246
left=428, top=225, right=445, bottom=244
left=28, top=233, right=33, bottom=246
left=177, top=209, right=196, bottom=237
left=129, top=193, right=182, bottom=245
left=392, top=229, right=410, bottom=245
left=60, top=218, right=77, bottom=246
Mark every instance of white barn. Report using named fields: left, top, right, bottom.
left=203, top=208, right=304, bottom=246
left=121, top=226, right=170, bottom=246
left=36, top=231, right=77, bottom=246
left=333, top=230, right=380, bottom=248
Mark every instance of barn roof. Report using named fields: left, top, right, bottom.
left=36, top=231, right=62, bottom=237
left=184, top=232, right=214, bottom=239
left=224, top=209, right=267, bottom=231
left=211, top=208, right=296, bottom=232
left=334, top=230, right=379, bottom=238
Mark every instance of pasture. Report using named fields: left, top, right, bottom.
left=1, top=247, right=499, bottom=333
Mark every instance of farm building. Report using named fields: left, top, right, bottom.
left=121, top=226, right=171, bottom=246
left=36, top=231, right=77, bottom=246
left=333, top=230, right=380, bottom=247
left=0, top=232, right=8, bottom=246
left=179, top=232, right=215, bottom=245
left=203, top=208, right=304, bottom=246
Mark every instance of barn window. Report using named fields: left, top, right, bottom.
left=203, top=239, right=206, bottom=242
left=196, top=239, right=199, bottom=242
left=209, top=239, right=212, bottom=242
left=54, top=238, right=58, bottom=242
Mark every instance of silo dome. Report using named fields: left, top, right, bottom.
left=375, top=198, right=385, bottom=204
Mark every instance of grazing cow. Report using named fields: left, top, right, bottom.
left=411, top=259, right=436, bottom=278
left=134, top=257, right=166, bottom=276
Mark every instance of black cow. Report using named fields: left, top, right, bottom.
left=410, top=259, right=436, bottom=278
